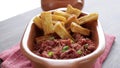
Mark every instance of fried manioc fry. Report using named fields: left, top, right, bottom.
left=54, top=21, right=74, bottom=40
left=52, top=21, right=65, bottom=26
left=65, top=15, right=80, bottom=29
left=53, top=10, right=70, bottom=18
left=33, top=16, right=42, bottom=29
left=52, top=15, right=67, bottom=22
left=78, top=13, right=98, bottom=25
left=70, top=22, right=90, bottom=36
left=66, top=4, right=81, bottom=17
left=41, top=12, right=54, bottom=35
left=52, top=21, right=57, bottom=25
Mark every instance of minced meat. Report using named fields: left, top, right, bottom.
left=33, top=33, right=96, bottom=59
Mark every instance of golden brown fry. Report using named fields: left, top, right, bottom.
left=33, top=16, right=42, bottom=29
left=70, top=22, right=90, bottom=36
left=52, top=21, right=65, bottom=26
left=66, top=4, right=81, bottom=17
left=52, top=21, right=57, bottom=25
left=78, top=13, right=98, bottom=25
left=54, top=21, right=74, bottom=40
left=41, top=11, right=54, bottom=35
left=53, top=10, right=70, bottom=18
left=65, top=15, right=80, bottom=29
left=52, top=15, right=67, bottom=22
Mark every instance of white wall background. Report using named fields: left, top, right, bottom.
left=0, top=0, right=40, bottom=21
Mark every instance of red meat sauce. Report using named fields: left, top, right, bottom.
left=33, top=33, right=96, bottom=59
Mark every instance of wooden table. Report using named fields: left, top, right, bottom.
left=0, top=0, right=120, bottom=68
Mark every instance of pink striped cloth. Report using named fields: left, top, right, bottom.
left=0, top=34, right=115, bottom=68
